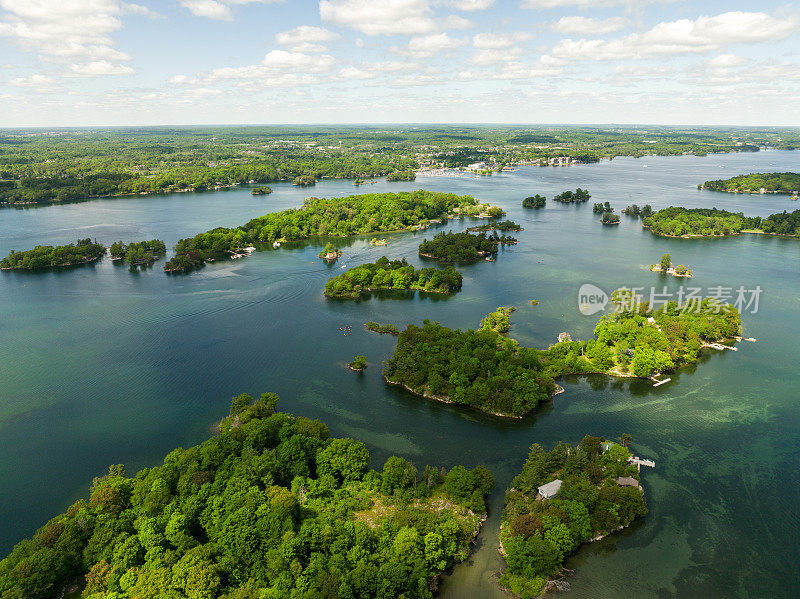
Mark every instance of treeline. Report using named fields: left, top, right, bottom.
left=418, top=231, right=516, bottom=263
left=466, top=220, right=522, bottom=232
left=759, top=209, right=800, bottom=236
left=0, top=393, right=494, bottom=599
left=552, top=189, right=590, bottom=203
left=500, top=437, right=647, bottom=598
left=0, top=238, right=105, bottom=270
left=621, top=204, right=653, bottom=218
left=110, top=240, right=166, bottom=266
left=701, top=172, right=800, bottom=194
left=365, top=322, right=400, bottom=335
left=324, top=257, right=463, bottom=298
left=643, top=207, right=759, bottom=237
left=384, top=298, right=741, bottom=417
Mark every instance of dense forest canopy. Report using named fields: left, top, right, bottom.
left=0, top=238, right=105, bottom=270
left=324, top=257, right=463, bottom=299
left=0, top=125, right=792, bottom=206
left=0, top=394, right=493, bottom=599
left=109, top=240, right=167, bottom=266
left=701, top=172, right=800, bottom=194
left=642, top=207, right=760, bottom=237
left=418, top=231, right=516, bottom=263
left=384, top=299, right=741, bottom=417
left=500, top=437, right=647, bottom=598
left=552, top=189, right=591, bottom=203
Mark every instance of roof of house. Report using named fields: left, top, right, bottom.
left=538, top=479, right=563, bottom=497
left=615, top=476, right=640, bottom=487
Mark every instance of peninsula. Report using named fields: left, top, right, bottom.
left=700, top=172, right=800, bottom=195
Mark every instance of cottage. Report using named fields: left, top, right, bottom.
left=537, top=479, right=562, bottom=499
left=615, top=476, right=641, bottom=489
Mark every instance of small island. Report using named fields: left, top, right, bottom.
left=700, top=172, right=800, bottom=195
left=650, top=253, right=692, bottom=277
left=0, top=392, right=493, bottom=599
left=386, top=170, right=417, bottom=182
left=466, top=219, right=523, bottom=232
left=552, top=188, right=591, bottom=203
left=592, top=201, right=613, bottom=214
left=522, top=194, right=546, bottom=208
left=324, top=256, right=463, bottom=299
left=293, top=174, right=316, bottom=186
left=365, top=321, right=400, bottom=335
left=250, top=186, right=272, bottom=195
left=638, top=207, right=800, bottom=238
left=318, top=242, right=342, bottom=262
left=369, top=238, right=388, bottom=246
left=499, top=436, right=648, bottom=598
left=418, top=231, right=517, bottom=263
left=601, top=212, right=620, bottom=225
left=1, top=238, right=106, bottom=271
left=109, top=239, right=166, bottom=266
left=347, top=355, right=368, bottom=371
left=622, top=203, right=653, bottom=218
left=384, top=295, right=741, bottom=418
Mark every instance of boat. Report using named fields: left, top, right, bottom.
left=273, top=241, right=281, bottom=248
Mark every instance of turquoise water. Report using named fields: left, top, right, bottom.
left=1, top=151, right=799, bottom=598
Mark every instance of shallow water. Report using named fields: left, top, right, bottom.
left=1, top=151, right=799, bottom=598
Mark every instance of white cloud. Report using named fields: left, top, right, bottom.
left=473, top=31, right=532, bottom=48
left=522, top=0, right=670, bottom=8
left=706, top=53, right=748, bottom=68
left=443, top=15, right=473, bottom=29
left=179, top=0, right=284, bottom=21
left=471, top=47, right=522, bottom=65
left=398, top=32, right=467, bottom=58
left=319, top=0, right=437, bottom=36
left=458, top=59, right=562, bottom=80
left=438, top=0, right=495, bottom=10
left=275, top=25, right=339, bottom=52
left=551, top=16, right=626, bottom=35
left=338, top=66, right=376, bottom=79
left=0, top=0, right=143, bottom=76
left=546, top=11, right=798, bottom=62
left=8, top=73, right=60, bottom=91
left=67, top=60, right=135, bottom=76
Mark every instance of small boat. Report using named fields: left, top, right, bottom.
left=273, top=241, right=281, bottom=248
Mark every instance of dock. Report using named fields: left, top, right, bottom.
left=628, top=456, right=655, bottom=471
left=652, top=377, right=672, bottom=387
left=704, top=342, right=738, bottom=352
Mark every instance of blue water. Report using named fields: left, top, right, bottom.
left=1, top=151, right=798, bottom=598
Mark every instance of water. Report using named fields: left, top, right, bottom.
left=1, top=151, right=799, bottom=598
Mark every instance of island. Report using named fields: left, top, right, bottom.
left=466, top=219, right=523, bottom=232
left=601, top=212, right=620, bottom=225
left=293, top=174, right=316, bottom=186
left=250, top=186, right=272, bottom=195
left=347, top=355, right=367, bottom=371
left=522, top=194, right=546, bottom=208
left=0, top=393, right=493, bottom=599
left=384, top=297, right=741, bottom=418
left=1, top=238, right=105, bottom=271
left=499, top=436, right=647, bottom=598
left=621, top=203, right=653, bottom=218
left=318, top=242, right=342, bottom=262
left=592, top=201, right=613, bottom=214
left=324, top=256, right=463, bottom=299
left=700, top=172, right=800, bottom=196
left=386, top=170, right=417, bottom=182
left=650, top=253, right=692, bottom=277
left=552, top=188, right=591, bottom=203
left=369, top=238, right=388, bottom=246
left=167, top=191, right=503, bottom=272
left=365, top=321, right=400, bottom=335
left=640, top=206, right=800, bottom=237
left=109, top=239, right=167, bottom=266
left=418, top=231, right=517, bottom=263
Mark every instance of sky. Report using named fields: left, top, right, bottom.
left=1, top=0, right=799, bottom=127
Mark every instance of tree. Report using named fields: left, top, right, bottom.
left=660, top=253, right=672, bottom=271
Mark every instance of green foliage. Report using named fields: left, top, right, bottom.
left=0, top=394, right=492, bottom=599
left=552, top=188, right=591, bottom=203
left=324, top=256, right=463, bottom=299
left=500, top=437, right=647, bottom=594
left=418, top=230, right=516, bottom=263
left=522, top=195, right=546, bottom=208
left=702, top=172, right=800, bottom=194
left=386, top=170, right=416, bottom=182
left=601, top=212, right=620, bottom=224
left=110, top=239, right=167, bottom=266
left=348, top=355, right=367, bottom=371
left=660, top=253, right=672, bottom=270
left=317, top=242, right=342, bottom=260
left=592, top=201, right=612, bottom=213
left=622, top=204, right=653, bottom=218
left=760, top=209, right=800, bottom=236
left=479, top=306, right=516, bottom=334
left=250, top=186, right=272, bottom=195
left=364, top=322, right=400, bottom=335
left=643, top=206, right=761, bottom=237
left=0, top=238, right=105, bottom=270
left=466, top=219, right=523, bottom=232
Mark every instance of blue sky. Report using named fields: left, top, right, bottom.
left=1, top=0, right=799, bottom=126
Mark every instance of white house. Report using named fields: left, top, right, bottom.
left=537, top=479, right=562, bottom=499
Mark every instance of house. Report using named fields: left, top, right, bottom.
left=537, top=479, right=562, bottom=499
left=601, top=441, right=616, bottom=453
left=615, top=476, right=641, bottom=489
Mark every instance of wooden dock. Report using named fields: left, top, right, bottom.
left=652, top=377, right=672, bottom=387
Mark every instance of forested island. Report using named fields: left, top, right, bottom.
left=0, top=239, right=105, bottom=270
left=701, top=172, right=800, bottom=195
left=109, top=240, right=167, bottom=266
left=1, top=125, right=787, bottom=206
left=642, top=206, right=800, bottom=237
left=418, top=231, right=517, bottom=263
left=318, top=242, right=342, bottom=262
left=622, top=204, right=653, bottom=218
left=522, top=195, right=546, bottom=208
left=650, top=253, right=692, bottom=277
left=0, top=393, right=494, bottom=598
left=167, top=191, right=500, bottom=271
left=552, top=189, right=591, bottom=203
left=384, top=298, right=741, bottom=418
left=601, top=212, right=620, bottom=225
left=365, top=322, right=400, bottom=335
left=466, top=220, right=523, bottom=233
left=386, top=170, right=417, bottom=182
left=324, top=257, right=463, bottom=299
left=499, top=437, right=647, bottom=598
left=250, top=186, right=272, bottom=195
left=592, top=202, right=613, bottom=214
